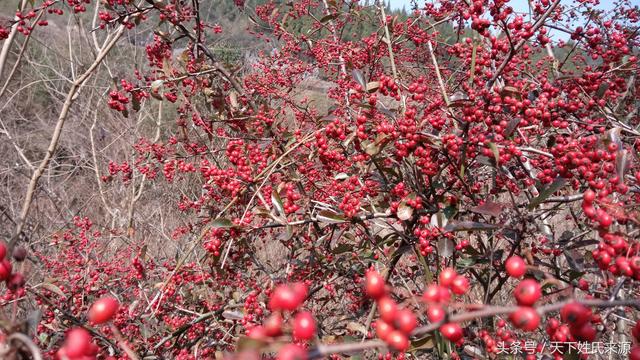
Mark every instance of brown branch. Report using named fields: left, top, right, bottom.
left=0, top=0, right=28, bottom=81
left=9, top=22, right=127, bottom=251
left=109, top=324, right=140, bottom=360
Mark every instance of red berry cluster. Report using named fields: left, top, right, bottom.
left=0, top=242, right=27, bottom=299
left=365, top=270, right=416, bottom=352
left=248, top=283, right=315, bottom=360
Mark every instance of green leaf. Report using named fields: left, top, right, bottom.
left=527, top=177, right=567, bottom=209
left=334, top=173, right=349, bottom=180
left=271, top=190, right=285, bottom=218
left=317, top=210, right=347, bottom=223
left=488, top=142, right=500, bottom=165
left=320, top=13, right=338, bottom=23
left=410, top=335, right=435, bottom=351
left=132, top=96, right=141, bottom=111
left=469, top=41, right=477, bottom=85
left=457, top=257, right=476, bottom=268
left=332, top=243, right=353, bottom=254
left=210, top=218, right=234, bottom=228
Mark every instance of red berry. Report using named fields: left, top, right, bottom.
left=560, top=302, right=591, bottom=327
left=88, top=296, right=119, bottom=324
left=514, top=279, right=541, bottom=306
left=422, top=284, right=440, bottom=303
left=277, top=344, right=307, bottom=360
left=439, top=322, right=463, bottom=342
left=583, top=204, right=597, bottom=218
left=291, top=282, right=308, bottom=301
left=505, top=256, right=527, bottom=278
left=12, top=246, right=26, bottom=262
left=632, top=320, right=640, bottom=341
left=451, top=275, right=469, bottom=295
left=0, top=260, right=12, bottom=281
left=598, top=211, right=612, bottom=227
left=423, top=284, right=451, bottom=304
left=570, top=322, right=596, bottom=342
left=509, top=307, right=540, bottom=331
left=293, top=311, right=316, bottom=341
left=427, top=305, right=445, bottom=323
left=64, top=328, right=92, bottom=358
left=375, top=319, right=393, bottom=341
left=386, top=330, right=409, bottom=351
left=247, top=325, right=267, bottom=339
left=630, top=346, right=640, bottom=360
left=583, top=189, right=596, bottom=204
left=0, top=242, right=6, bottom=259
left=395, top=308, right=417, bottom=334
left=264, top=313, right=284, bottom=337
left=377, top=296, right=398, bottom=323
left=270, top=284, right=305, bottom=311
left=365, top=270, right=386, bottom=299
left=7, top=273, right=25, bottom=291
left=439, top=267, right=457, bottom=287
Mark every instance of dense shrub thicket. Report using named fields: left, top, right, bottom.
left=0, top=0, right=639, bottom=359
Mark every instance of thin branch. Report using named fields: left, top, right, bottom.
left=10, top=22, right=128, bottom=251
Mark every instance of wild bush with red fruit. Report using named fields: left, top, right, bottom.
left=1, top=0, right=640, bottom=359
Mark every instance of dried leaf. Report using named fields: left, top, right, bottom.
left=437, top=237, right=455, bottom=257
left=500, top=86, right=521, bottom=100
left=448, top=91, right=471, bottom=108
left=236, top=337, right=268, bottom=351
left=150, top=80, right=164, bottom=97
left=39, top=282, right=66, bottom=298
left=606, top=127, right=622, bottom=149
left=363, top=140, right=380, bottom=156
left=346, top=322, right=367, bottom=336
left=397, top=201, right=413, bottom=221
left=229, top=90, right=239, bottom=109
left=222, top=310, right=244, bottom=320
left=352, top=69, right=365, bottom=87
left=504, top=117, right=521, bottom=137
left=616, top=149, right=631, bottom=181
left=365, top=81, right=380, bottom=93
left=469, top=43, right=477, bottom=85
left=596, top=82, right=609, bottom=98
